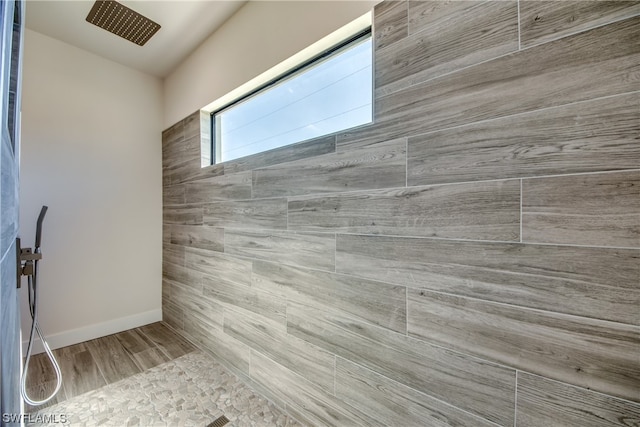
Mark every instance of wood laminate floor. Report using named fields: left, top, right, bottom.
left=23, top=322, right=196, bottom=413
left=24, top=322, right=300, bottom=426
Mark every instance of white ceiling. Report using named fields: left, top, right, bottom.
left=25, top=0, right=248, bottom=77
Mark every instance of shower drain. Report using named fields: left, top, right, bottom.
left=206, top=415, right=230, bottom=427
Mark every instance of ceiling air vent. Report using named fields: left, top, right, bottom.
left=86, top=1, right=161, bottom=46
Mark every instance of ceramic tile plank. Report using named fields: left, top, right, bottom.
left=24, top=379, right=66, bottom=412
left=517, top=372, right=640, bottom=426
left=336, top=358, right=497, bottom=427
left=132, top=347, right=171, bottom=371
left=374, top=0, right=407, bottom=50
left=138, top=322, right=195, bottom=360
left=114, top=328, right=155, bottom=356
left=203, top=198, right=287, bottom=230
left=183, top=110, right=203, bottom=141
left=163, top=205, right=203, bottom=225
left=407, top=289, right=640, bottom=402
left=288, top=179, right=520, bottom=241
left=520, top=0, right=640, bottom=48
left=162, top=300, right=183, bottom=331
left=163, top=111, right=202, bottom=156
left=224, top=307, right=335, bottom=392
left=185, top=247, right=251, bottom=288
left=203, top=275, right=286, bottom=325
left=162, top=135, right=200, bottom=169
left=378, top=1, right=518, bottom=96
left=162, top=262, right=192, bottom=287
left=23, top=351, right=66, bottom=411
left=23, top=352, right=59, bottom=385
left=336, top=234, right=640, bottom=325
left=162, top=277, right=172, bottom=301
left=162, top=224, right=171, bottom=244
left=337, top=16, right=640, bottom=148
left=85, top=335, right=141, bottom=384
left=287, top=301, right=516, bottom=425
left=522, top=171, right=640, bottom=248
left=164, top=157, right=225, bottom=187
left=252, top=139, right=406, bottom=198
left=252, top=260, right=406, bottom=333
left=225, top=229, right=335, bottom=272
left=185, top=171, right=252, bottom=203
left=223, top=135, right=336, bottom=174
left=408, top=92, right=640, bottom=185
left=162, top=184, right=185, bottom=206
left=183, top=311, right=251, bottom=377
left=171, top=280, right=224, bottom=330
left=250, top=350, right=379, bottom=427
left=52, top=344, right=106, bottom=399
left=162, top=243, right=184, bottom=267
left=408, top=0, right=478, bottom=35
left=168, top=224, right=224, bottom=252
left=162, top=143, right=202, bottom=184
left=162, top=121, right=183, bottom=146
left=163, top=245, right=195, bottom=286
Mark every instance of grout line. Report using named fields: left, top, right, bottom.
left=249, top=138, right=340, bottom=173
left=517, top=239, right=639, bottom=251
left=405, top=286, right=409, bottom=337
left=169, top=170, right=640, bottom=220
left=377, top=12, right=638, bottom=100
left=405, top=0, right=409, bottom=37
left=284, top=297, right=288, bottom=331
left=514, top=370, right=519, bottom=427
left=283, top=168, right=640, bottom=203
left=221, top=226, right=330, bottom=236
left=291, top=295, right=517, bottom=374
left=334, top=233, right=337, bottom=273
left=416, top=286, right=638, bottom=328
left=339, top=356, right=504, bottom=427
left=376, top=47, right=520, bottom=99
left=519, top=370, right=640, bottom=406
left=517, top=0, right=521, bottom=51
left=250, top=172, right=254, bottom=200
left=333, top=230, right=640, bottom=251
left=385, top=89, right=640, bottom=140
left=177, top=230, right=640, bottom=270
left=405, top=137, right=409, bottom=188
left=333, top=355, right=337, bottom=396
left=84, top=341, right=109, bottom=388
left=199, top=194, right=290, bottom=204
left=518, top=12, right=640, bottom=51
left=517, top=168, right=640, bottom=182
left=378, top=0, right=484, bottom=54
left=520, top=179, right=523, bottom=243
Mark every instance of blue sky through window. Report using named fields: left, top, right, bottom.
left=214, top=36, right=372, bottom=163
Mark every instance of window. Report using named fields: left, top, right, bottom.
left=210, top=29, right=372, bottom=164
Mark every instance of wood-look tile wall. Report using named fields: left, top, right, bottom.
left=162, top=2, right=640, bottom=425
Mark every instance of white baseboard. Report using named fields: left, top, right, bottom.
left=21, top=308, right=162, bottom=355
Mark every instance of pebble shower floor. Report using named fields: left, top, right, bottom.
left=29, top=349, right=301, bottom=426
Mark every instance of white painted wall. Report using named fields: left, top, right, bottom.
left=164, top=0, right=378, bottom=129
left=19, top=29, right=163, bottom=351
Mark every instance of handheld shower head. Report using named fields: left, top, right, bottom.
left=35, top=205, right=48, bottom=250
